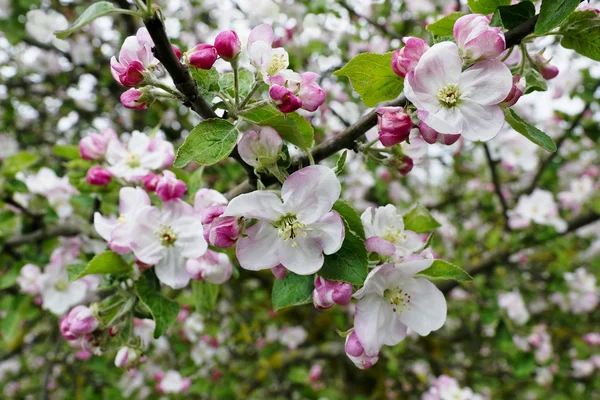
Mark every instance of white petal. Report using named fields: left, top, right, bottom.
left=278, top=235, right=325, bottom=275
left=308, top=211, right=345, bottom=255
left=247, top=23, right=274, bottom=48
left=353, top=263, right=394, bottom=299
left=194, top=188, right=228, bottom=210
left=281, top=165, right=340, bottom=224
left=94, top=213, right=117, bottom=242
left=235, top=221, right=280, bottom=271
left=224, top=191, right=283, bottom=221
left=162, top=199, right=194, bottom=221
left=412, top=42, right=462, bottom=96
left=459, top=60, right=513, bottom=105
left=381, top=313, right=408, bottom=347
left=458, top=100, right=505, bottom=141
left=154, top=247, right=190, bottom=289
left=398, top=278, right=447, bottom=336
left=120, top=186, right=150, bottom=215
left=354, top=294, right=389, bottom=356
left=130, top=206, right=165, bottom=264
left=174, top=215, right=208, bottom=259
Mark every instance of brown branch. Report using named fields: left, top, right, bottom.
left=483, top=144, right=510, bottom=230
left=6, top=223, right=82, bottom=247
left=338, top=0, right=400, bottom=39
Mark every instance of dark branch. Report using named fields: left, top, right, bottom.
left=483, top=144, right=510, bottom=230
left=338, top=1, right=400, bottom=39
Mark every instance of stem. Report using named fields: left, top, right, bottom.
left=239, top=82, right=261, bottom=109
left=132, top=0, right=147, bottom=14
left=107, top=297, right=137, bottom=327
left=518, top=44, right=527, bottom=75
left=500, top=46, right=514, bottom=62
left=483, top=144, right=510, bottom=231
left=241, top=99, right=270, bottom=113
left=232, top=60, right=240, bottom=107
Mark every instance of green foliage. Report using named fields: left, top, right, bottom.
left=418, top=260, right=473, bottom=282
left=0, top=210, right=20, bottom=238
left=55, top=2, right=135, bottom=39
left=135, top=271, right=180, bottom=339
left=334, top=52, right=404, bottom=107
left=404, top=204, right=441, bottom=234
left=503, top=108, right=557, bottom=152
left=467, top=0, right=511, bottom=15
left=560, top=11, right=600, bottom=61
left=272, top=272, right=314, bottom=311
left=190, top=67, right=221, bottom=99
left=426, top=12, right=465, bottom=36
left=219, top=69, right=255, bottom=99
left=1, top=152, right=39, bottom=177
left=523, top=69, right=548, bottom=94
left=53, top=145, right=81, bottom=160
left=67, top=251, right=131, bottom=281
left=334, top=150, right=348, bottom=175
left=192, top=280, right=220, bottom=315
left=535, top=0, right=581, bottom=34
left=174, top=119, right=239, bottom=167
left=493, top=1, right=536, bottom=29
left=243, top=105, right=314, bottom=149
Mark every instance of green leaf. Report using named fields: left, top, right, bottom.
left=318, top=200, right=368, bottom=285
left=467, top=0, right=511, bottom=15
left=523, top=69, right=548, bottom=94
left=67, top=251, right=131, bottom=281
left=494, top=1, right=536, bottom=29
left=135, top=271, right=180, bottom=339
left=190, top=67, right=221, bottom=99
left=426, top=12, right=465, bottom=36
left=0, top=211, right=19, bottom=238
left=55, top=2, right=134, bottom=39
left=53, top=145, right=81, bottom=160
left=192, top=280, right=219, bottom=315
left=403, top=204, right=441, bottom=234
left=219, top=69, right=255, bottom=99
left=5, top=179, right=28, bottom=193
left=503, top=108, right=557, bottom=152
left=535, top=0, right=581, bottom=34
left=418, top=260, right=472, bottom=282
left=174, top=119, right=239, bottom=168
left=243, top=105, right=314, bottom=149
left=272, top=272, right=315, bottom=311
left=559, top=11, right=600, bottom=61
left=333, top=150, right=347, bottom=175
left=1, top=152, right=39, bottom=177
left=333, top=52, right=404, bottom=108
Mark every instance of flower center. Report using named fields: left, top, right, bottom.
left=126, top=153, right=141, bottom=168
left=382, top=227, right=406, bottom=245
left=155, top=224, right=177, bottom=247
left=266, top=53, right=287, bottom=76
left=437, top=84, right=461, bottom=108
left=384, top=287, right=411, bottom=314
left=274, top=214, right=309, bottom=247
left=54, top=280, right=68, bottom=292
left=117, top=214, right=127, bottom=224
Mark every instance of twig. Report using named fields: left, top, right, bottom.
left=6, top=223, right=82, bottom=247
left=483, top=144, right=510, bottom=230
left=338, top=0, right=400, bottom=39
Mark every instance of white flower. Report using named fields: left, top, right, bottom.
left=38, top=266, right=88, bottom=316
left=361, top=204, right=422, bottom=258
left=25, top=10, right=68, bottom=46
left=508, top=189, right=567, bottom=232
left=17, top=167, right=78, bottom=219
left=247, top=24, right=289, bottom=81
left=498, top=290, right=530, bottom=325
left=279, top=326, right=308, bottom=350
left=106, top=132, right=171, bottom=181
left=558, top=175, right=595, bottom=212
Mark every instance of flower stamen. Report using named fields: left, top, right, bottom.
left=437, top=83, right=461, bottom=108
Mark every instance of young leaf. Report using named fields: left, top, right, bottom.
left=272, top=272, right=315, bottom=311
left=426, top=12, right=465, bottom=36
left=192, top=280, right=219, bottom=315
left=174, top=119, right=239, bottom=168
left=403, top=204, right=441, bottom=234
left=418, top=259, right=472, bottom=282
left=135, top=271, right=180, bottom=339
left=535, top=0, right=581, bottom=34
left=334, top=150, right=348, bottom=175
left=67, top=251, right=131, bottom=281
left=53, top=145, right=81, bottom=160
left=55, top=2, right=136, bottom=39
left=333, top=52, right=404, bottom=107
left=494, top=2, right=536, bottom=29
left=559, top=11, right=600, bottom=62
left=503, top=108, right=557, bottom=152
left=190, top=68, right=221, bottom=99
left=523, top=69, right=548, bottom=94
left=332, top=200, right=366, bottom=241
left=1, top=152, right=39, bottom=177
left=467, top=0, right=511, bottom=15
left=243, top=105, right=314, bottom=149
left=219, top=69, right=255, bottom=99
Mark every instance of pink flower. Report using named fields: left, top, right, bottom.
left=377, top=106, right=412, bottom=147
left=309, top=364, right=322, bottom=382
left=498, top=290, right=530, bottom=325
left=269, top=70, right=326, bottom=113
left=583, top=333, right=600, bottom=346
left=106, top=132, right=171, bottom=181
left=206, top=216, right=241, bottom=248
left=214, top=30, right=241, bottom=61
left=508, top=189, right=566, bottom=232
left=186, top=250, right=233, bottom=284
left=155, top=170, right=187, bottom=202
left=16, top=264, right=42, bottom=295
left=86, top=166, right=112, bottom=186
left=269, top=84, right=303, bottom=113
left=224, top=165, right=345, bottom=275
left=238, top=126, right=283, bottom=167
left=171, top=45, right=182, bottom=60
left=398, top=156, right=414, bottom=176
left=60, top=305, right=98, bottom=340
left=247, top=23, right=289, bottom=81
left=312, top=276, right=353, bottom=310
left=120, top=88, right=148, bottom=110
left=110, top=28, right=157, bottom=87
left=453, top=14, right=506, bottom=61
left=187, top=44, right=218, bottom=69
left=500, top=74, right=525, bottom=107
left=271, top=264, right=287, bottom=280
left=345, top=331, right=379, bottom=370
left=418, top=121, right=461, bottom=145
left=115, top=346, right=138, bottom=368
left=142, top=172, right=160, bottom=192
left=391, top=37, right=429, bottom=78
left=79, top=128, right=117, bottom=160
left=404, top=42, right=513, bottom=141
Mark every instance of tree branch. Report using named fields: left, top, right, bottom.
left=338, top=1, right=400, bottom=39
left=6, top=223, right=82, bottom=247
left=483, top=144, right=510, bottom=230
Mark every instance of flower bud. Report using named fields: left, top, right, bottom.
left=534, top=54, right=559, bottom=80
left=312, top=276, right=353, bottom=310
left=115, top=346, right=138, bottom=368
left=172, top=45, right=182, bottom=60
left=377, top=106, right=412, bottom=147
left=155, top=170, right=187, bottom=202
left=500, top=74, right=525, bottom=107
left=269, top=85, right=302, bottom=113
left=453, top=14, right=505, bottom=61
left=186, top=250, right=232, bottom=284
left=271, top=264, right=287, bottom=280
left=583, top=333, right=600, bottom=346
left=86, top=166, right=112, bottom=186
left=398, top=156, right=414, bottom=176
left=206, top=216, right=241, bottom=248
left=345, top=331, right=379, bottom=370
left=238, top=126, right=283, bottom=167
left=187, top=44, right=218, bottom=69
left=418, top=121, right=461, bottom=146
left=16, top=264, right=41, bottom=295
left=296, top=72, right=326, bottom=112
left=60, top=306, right=99, bottom=340
left=214, top=30, right=241, bottom=61
left=142, top=172, right=160, bottom=192
left=391, top=37, right=429, bottom=78
left=309, top=364, right=322, bottom=382
left=121, top=88, right=148, bottom=110
left=79, top=129, right=116, bottom=160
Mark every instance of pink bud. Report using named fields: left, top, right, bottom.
left=398, top=156, right=414, bottom=176
left=121, top=88, right=148, bottom=110
left=391, top=37, right=429, bottom=78
left=60, top=306, right=99, bottom=340
left=312, top=276, right=353, bottom=310
left=79, top=129, right=116, bottom=160
left=115, top=346, right=138, bottom=368
left=453, top=14, right=505, bottom=61
left=86, top=166, right=112, bottom=186
left=271, top=264, right=287, bottom=280
left=186, top=250, right=232, bottom=284
left=172, top=45, right=182, bottom=60
left=418, top=121, right=460, bottom=146
left=142, top=172, right=160, bottom=192
left=214, top=30, right=242, bottom=61
left=269, top=85, right=303, bottom=113
left=75, top=349, right=92, bottom=361
left=540, top=64, right=559, bottom=80
left=206, top=216, right=241, bottom=248
left=297, top=72, right=326, bottom=112
left=121, top=61, right=145, bottom=87
left=238, top=126, right=283, bottom=167
left=500, top=74, right=525, bottom=107
left=345, top=331, right=379, bottom=370
left=155, top=170, right=187, bottom=202
left=309, top=364, right=322, bottom=382
left=187, top=44, right=218, bottom=69
left=583, top=333, right=600, bottom=346
left=377, top=106, right=412, bottom=147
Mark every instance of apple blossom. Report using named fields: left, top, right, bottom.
left=247, top=23, right=289, bottom=81
left=345, top=331, right=379, bottom=370
left=25, top=9, right=67, bottom=45
left=418, top=121, right=461, bottom=145
left=186, top=250, right=233, bottom=284
left=38, top=264, right=88, bottom=316
left=155, top=170, right=187, bottom=202
left=86, top=166, right=112, bottom=186
left=115, top=346, right=138, bottom=368
left=404, top=42, right=513, bottom=141
left=106, top=132, right=173, bottom=181
left=238, top=126, right=283, bottom=168
left=500, top=74, right=525, bottom=108
left=120, top=88, right=148, bottom=110
left=60, top=306, right=99, bottom=340
left=583, top=333, right=600, bottom=346
left=142, top=172, right=161, bottom=192
left=130, top=200, right=208, bottom=289
left=508, top=189, right=567, bottom=232
left=214, top=30, right=241, bottom=61
left=352, top=255, right=447, bottom=357
left=535, top=54, right=559, bottom=80
left=453, top=14, right=506, bottom=61
left=391, top=37, right=429, bottom=78
left=79, top=128, right=117, bottom=160
left=269, top=70, right=326, bottom=113
left=557, top=175, right=595, bottom=212
left=361, top=204, right=422, bottom=258
left=498, top=290, right=530, bottom=325
left=156, top=370, right=191, bottom=394
left=312, top=276, right=353, bottom=310
left=187, top=44, right=218, bottom=70
left=110, top=28, right=158, bottom=87
left=172, top=45, right=182, bottom=60
left=495, top=130, right=539, bottom=172
left=279, top=326, right=308, bottom=350
left=376, top=107, right=412, bottom=147
left=271, top=265, right=287, bottom=280
left=16, top=264, right=42, bottom=295
left=205, top=215, right=241, bottom=248
left=224, top=165, right=344, bottom=275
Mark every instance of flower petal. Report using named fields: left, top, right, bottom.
left=94, top=212, right=117, bottom=242
left=224, top=191, right=283, bottom=221
left=154, top=247, right=190, bottom=289
left=247, top=23, right=274, bottom=49
left=353, top=263, right=395, bottom=299
left=130, top=206, right=165, bottom=264
left=354, top=294, right=389, bottom=356
left=119, top=186, right=150, bottom=215
left=365, top=236, right=396, bottom=256
left=235, top=221, right=280, bottom=271
left=278, top=235, right=325, bottom=275
left=412, top=41, right=462, bottom=96
left=458, top=100, right=505, bottom=141
left=174, top=215, right=208, bottom=259
left=397, top=277, right=447, bottom=336
left=308, top=210, right=345, bottom=255
left=459, top=59, right=512, bottom=105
